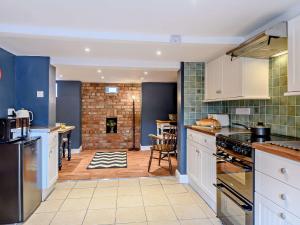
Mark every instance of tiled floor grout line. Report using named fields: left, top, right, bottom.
left=80, top=182, right=97, bottom=225
left=139, top=179, right=149, bottom=225
left=49, top=180, right=77, bottom=225
left=162, top=181, right=181, bottom=224
left=114, top=179, right=120, bottom=225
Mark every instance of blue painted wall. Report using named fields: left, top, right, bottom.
left=48, top=65, right=56, bottom=126
left=0, top=48, right=16, bottom=117
left=141, top=82, right=177, bottom=146
left=56, top=81, right=82, bottom=148
left=177, top=63, right=186, bottom=174
left=15, top=56, right=55, bottom=126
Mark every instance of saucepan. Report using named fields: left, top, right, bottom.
left=232, top=122, right=271, bottom=136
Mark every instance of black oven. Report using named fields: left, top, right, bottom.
left=215, top=134, right=254, bottom=225
left=214, top=181, right=253, bottom=225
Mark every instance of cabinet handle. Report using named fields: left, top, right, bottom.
left=280, top=168, right=287, bottom=174
left=216, top=90, right=222, bottom=94
left=279, top=213, right=286, bottom=220
left=204, top=139, right=207, bottom=143
left=280, top=194, right=287, bottom=200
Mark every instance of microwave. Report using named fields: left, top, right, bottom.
left=0, top=118, right=29, bottom=143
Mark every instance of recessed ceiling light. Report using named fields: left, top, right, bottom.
left=156, top=50, right=162, bottom=56
left=144, top=71, right=148, bottom=75
left=59, top=74, right=63, bottom=78
left=101, top=76, right=105, bottom=79
left=141, top=77, right=145, bottom=81
left=97, top=69, right=102, bottom=73
left=84, top=47, right=91, bottom=52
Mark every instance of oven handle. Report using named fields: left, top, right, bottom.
left=213, top=183, right=252, bottom=212
left=213, top=153, right=252, bottom=171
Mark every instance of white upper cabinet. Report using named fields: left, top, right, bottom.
left=205, top=55, right=269, bottom=102
left=285, top=15, right=300, bottom=96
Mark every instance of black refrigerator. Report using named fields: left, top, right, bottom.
left=0, top=137, right=41, bottom=224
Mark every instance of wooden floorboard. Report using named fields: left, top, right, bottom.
left=58, top=149, right=178, bottom=181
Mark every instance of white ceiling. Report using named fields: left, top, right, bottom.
left=0, top=0, right=300, bottom=82
left=57, top=66, right=177, bottom=83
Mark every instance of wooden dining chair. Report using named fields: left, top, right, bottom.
left=148, top=126, right=177, bottom=173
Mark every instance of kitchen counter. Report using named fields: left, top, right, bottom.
left=253, top=142, right=300, bottom=162
left=185, top=125, right=249, bottom=136
left=30, top=125, right=60, bottom=133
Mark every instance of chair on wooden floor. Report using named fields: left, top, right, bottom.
left=148, top=125, right=177, bottom=173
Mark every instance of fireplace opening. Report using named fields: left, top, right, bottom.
left=106, top=117, right=117, bottom=133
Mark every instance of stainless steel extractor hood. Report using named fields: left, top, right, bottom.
left=227, top=22, right=288, bottom=59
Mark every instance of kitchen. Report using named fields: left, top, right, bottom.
left=1, top=1, right=300, bottom=225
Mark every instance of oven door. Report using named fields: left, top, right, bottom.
left=215, top=182, right=253, bottom=225
left=214, top=151, right=253, bottom=202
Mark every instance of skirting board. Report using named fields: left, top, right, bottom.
left=72, top=146, right=82, bottom=154
left=175, top=169, right=189, bottom=183
left=140, top=145, right=151, bottom=151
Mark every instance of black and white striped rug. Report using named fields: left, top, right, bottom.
left=87, top=151, right=127, bottom=169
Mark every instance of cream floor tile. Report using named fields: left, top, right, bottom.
left=118, top=186, right=141, bottom=196
left=75, top=180, right=98, bottom=189
left=93, top=187, right=118, bottom=197
left=167, top=193, right=196, bottom=205
left=89, top=196, right=117, bottom=209
left=35, top=200, right=64, bottom=213
left=172, top=205, right=207, bottom=220
left=83, top=209, right=116, bottom=225
left=141, top=185, right=164, bottom=195
left=116, top=207, right=146, bottom=224
left=24, top=212, right=55, bottom=225
left=145, top=205, right=177, bottom=222
left=119, top=178, right=140, bottom=187
left=50, top=210, right=86, bottom=225
left=68, top=188, right=94, bottom=199
left=201, top=205, right=216, bottom=218
left=180, top=219, right=213, bottom=225
left=159, top=177, right=178, bottom=185
left=47, top=189, right=71, bottom=200
left=117, top=195, right=143, bottom=207
left=55, top=181, right=76, bottom=189
left=97, top=179, right=119, bottom=188
left=143, top=193, right=170, bottom=206
left=139, top=177, right=160, bottom=186
left=60, top=198, right=90, bottom=211
left=209, top=218, right=223, bottom=225
left=116, top=223, right=147, bottom=225
left=209, top=218, right=222, bottom=225
left=148, top=221, right=180, bottom=225
left=163, top=184, right=188, bottom=194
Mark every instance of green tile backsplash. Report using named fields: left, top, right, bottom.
left=183, top=62, right=224, bottom=125
left=184, top=54, right=300, bottom=137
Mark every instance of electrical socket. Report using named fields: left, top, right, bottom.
left=236, top=108, right=251, bottom=115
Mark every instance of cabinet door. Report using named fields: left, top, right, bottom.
left=288, top=15, right=300, bottom=94
left=255, top=193, right=300, bottom=225
left=48, top=132, right=58, bottom=186
left=222, top=55, right=243, bottom=98
left=187, top=139, right=197, bottom=183
left=205, top=57, right=223, bottom=100
left=199, top=148, right=216, bottom=200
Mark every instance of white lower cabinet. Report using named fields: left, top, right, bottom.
left=187, top=129, right=216, bottom=211
left=31, top=129, right=59, bottom=201
left=255, top=193, right=300, bottom=225
left=255, top=150, right=300, bottom=224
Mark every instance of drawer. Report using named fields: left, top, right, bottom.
left=187, top=129, right=216, bottom=150
left=255, top=150, right=300, bottom=190
left=256, top=171, right=300, bottom=217
left=255, top=193, right=300, bottom=225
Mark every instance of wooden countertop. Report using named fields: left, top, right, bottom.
left=253, top=142, right=300, bottom=162
left=185, top=125, right=249, bottom=136
left=57, top=126, right=75, bottom=133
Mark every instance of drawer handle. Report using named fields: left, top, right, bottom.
left=280, top=168, right=287, bottom=174
left=280, top=194, right=287, bottom=200
left=279, top=213, right=286, bottom=220
left=204, top=139, right=207, bottom=143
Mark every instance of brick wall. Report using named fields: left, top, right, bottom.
left=82, top=83, right=141, bottom=150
